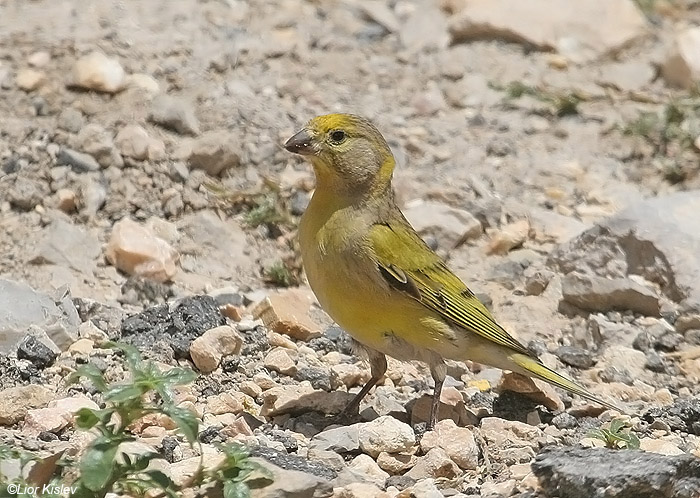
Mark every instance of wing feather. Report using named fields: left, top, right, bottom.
left=369, top=220, right=531, bottom=356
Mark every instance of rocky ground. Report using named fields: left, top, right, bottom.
left=1, top=0, right=700, bottom=497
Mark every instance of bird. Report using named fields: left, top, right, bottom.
left=284, top=113, right=620, bottom=429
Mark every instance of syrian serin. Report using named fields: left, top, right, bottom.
left=284, top=113, right=620, bottom=429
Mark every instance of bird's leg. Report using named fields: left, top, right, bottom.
left=428, top=361, right=447, bottom=430
left=339, top=349, right=387, bottom=418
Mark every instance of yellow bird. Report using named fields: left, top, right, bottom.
left=284, top=113, right=619, bottom=428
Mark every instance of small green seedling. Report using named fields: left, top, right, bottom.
left=587, top=418, right=640, bottom=450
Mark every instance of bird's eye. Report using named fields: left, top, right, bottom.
left=330, top=130, right=346, bottom=143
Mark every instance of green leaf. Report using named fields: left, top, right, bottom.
left=79, top=438, right=120, bottom=491
left=625, top=432, right=641, bottom=450
left=68, top=363, right=108, bottom=392
left=144, top=470, right=174, bottom=489
left=108, top=342, right=143, bottom=370
left=224, top=481, right=251, bottom=498
left=609, top=418, right=626, bottom=434
left=74, top=408, right=102, bottom=430
left=105, top=384, right=145, bottom=403
left=163, top=406, right=199, bottom=444
left=131, top=453, right=156, bottom=472
left=161, top=367, right=197, bottom=386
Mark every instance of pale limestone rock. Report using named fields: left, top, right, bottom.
left=406, top=447, right=461, bottom=479
left=263, top=347, right=298, bottom=376
left=0, top=385, right=54, bottom=425
left=105, top=218, right=179, bottom=282
left=24, top=396, right=99, bottom=435
left=189, top=325, right=243, bottom=373
left=71, top=51, right=126, bottom=93
left=16, top=68, right=46, bottom=91
left=420, top=419, right=478, bottom=470
left=252, top=288, right=322, bottom=341
left=358, top=415, right=415, bottom=458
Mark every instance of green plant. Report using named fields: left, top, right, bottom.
left=203, top=444, right=272, bottom=498
left=68, top=343, right=197, bottom=497
left=63, top=343, right=271, bottom=498
left=624, top=100, right=700, bottom=154
left=263, top=260, right=300, bottom=287
left=587, top=418, right=640, bottom=450
left=2, top=347, right=272, bottom=497
left=493, top=81, right=583, bottom=117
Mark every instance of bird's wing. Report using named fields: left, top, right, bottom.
left=369, top=219, right=532, bottom=356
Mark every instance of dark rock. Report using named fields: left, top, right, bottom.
left=307, top=337, right=337, bottom=355
left=220, top=356, right=240, bottom=373
left=239, top=326, right=270, bottom=356
left=643, top=398, right=700, bottom=436
left=56, top=147, right=101, bottom=173
left=38, top=431, right=58, bottom=442
left=119, top=277, right=174, bottom=306
left=324, top=326, right=353, bottom=355
left=527, top=340, right=548, bottom=357
left=250, top=445, right=337, bottom=481
left=386, top=475, right=416, bottom=491
left=2, top=155, right=21, bottom=174
left=556, top=346, right=595, bottom=369
left=295, top=367, right=332, bottom=391
left=268, top=429, right=299, bottom=453
left=199, top=426, right=222, bottom=444
left=551, top=412, right=578, bottom=430
left=532, top=446, right=700, bottom=498
left=160, top=436, right=180, bottom=463
left=121, top=295, right=225, bottom=359
left=492, top=391, right=539, bottom=423
left=598, top=366, right=634, bottom=385
left=633, top=331, right=653, bottom=352
left=212, top=292, right=243, bottom=307
left=17, top=336, right=57, bottom=369
left=645, top=351, right=667, bottom=373
left=654, top=332, right=683, bottom=352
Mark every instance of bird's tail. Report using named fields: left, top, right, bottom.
left=509, top=353, right=624, bottom=413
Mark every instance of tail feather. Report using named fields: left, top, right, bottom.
left=510, top=353, right=624, bottom=413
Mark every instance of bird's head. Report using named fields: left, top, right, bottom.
left=284, top=113, right=396, bottom=196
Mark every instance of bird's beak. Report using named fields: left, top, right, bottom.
left=284, top=128, right=316, bottom=156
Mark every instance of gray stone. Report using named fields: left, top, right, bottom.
left=550, top=192, right=700, bottom=313
left=403, top=200, right=482, bottom=250
left=561, top=272, right=660, bottom=316
left=0, top=279, right=80, bottom=353
left=29, top=218, right=101, bottom=275
left=56, top=108, right=85, bottom=133
left=555, top=345, right=595, bottom=369
left=188, top=130, right=241, bottom=176
left=74, top=123, right=122, bottom=169
left=532, top=446, right=700, bottom=498
left=177, top=210, right=254, bottom=282
left=311, top=424, right=361, bottom=453
left=56, top=148, right=100, bottom=172
left=149, top=95, right=200, bottom=135
left=250, top=447, right=336, bottom=485
left=7, top=177, right=49, bottom=210
left=17, top=336, right=57, bottom=368
left=449, top=0, right=648, bottom=63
